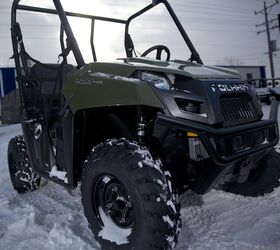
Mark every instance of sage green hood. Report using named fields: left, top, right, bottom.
left=63, top=57, right=242, bottom=113
left=79, top=57, right=241, bottom=80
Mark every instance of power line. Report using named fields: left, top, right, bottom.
left=0, top=23, right=258, bottom=33
left=0, top=35, right=266, bottom=49
left=0, top=2, right=263, bottom=16
left=175, top=1, right=257, bottom=12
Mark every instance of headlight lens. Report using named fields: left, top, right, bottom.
left=138, top=72, right=170, bottom=90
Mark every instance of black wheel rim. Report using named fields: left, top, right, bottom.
left=93, top=175, right=134, bottom=229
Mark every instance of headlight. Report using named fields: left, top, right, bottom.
left=138, top=72, right=170, bottom=90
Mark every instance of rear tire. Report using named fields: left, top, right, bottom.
left=7, top=135, right=41, bottom=193
left=222, top=149, right=280, bottom=197
left=81, top=139, right=181, bottom=250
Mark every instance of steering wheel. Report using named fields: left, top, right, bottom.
left=141, top=45, right=171, bottom=61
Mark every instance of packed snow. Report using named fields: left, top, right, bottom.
left=49, top=165, right=68, bottom=184
left=98, top=207, right=132, bottom=245
left=90, top=72, right=140, bottom=82
left=0, top=105, right=280, bottom=249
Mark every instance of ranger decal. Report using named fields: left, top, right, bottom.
left=75, top=78, right=103, bottom=85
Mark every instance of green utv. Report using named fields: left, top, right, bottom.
left=8, top=0, right=280, bottom=249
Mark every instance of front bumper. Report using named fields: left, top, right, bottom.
left=156, top=100, right=279, bottom=166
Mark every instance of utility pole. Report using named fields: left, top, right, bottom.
left=255, top=0, right=279, bottom=87
left=264, top=1, right=275, bottom=85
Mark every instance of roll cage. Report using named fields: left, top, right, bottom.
left=11, top=0, right=203, bottom=68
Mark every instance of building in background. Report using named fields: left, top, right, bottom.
left=218, top=65, right=267, bottom=88
left=0, top=67, right=18, bottom=122
left=0, top=67, right=17, bottom=99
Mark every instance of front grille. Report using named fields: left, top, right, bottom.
left=220, top=94, right=258, bottom=126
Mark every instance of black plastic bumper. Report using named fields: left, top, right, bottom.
left=156, top=100, right=279, bottom=166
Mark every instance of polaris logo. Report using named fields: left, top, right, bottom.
left=211, top=83, right=249, bottom=92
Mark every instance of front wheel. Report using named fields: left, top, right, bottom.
left=81, top=139, right=181, bottom=250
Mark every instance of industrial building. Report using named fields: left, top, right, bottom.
left=218, top=65, right=267, bottom=87
left=0, top=67, right=18, bottom=122
left=0, top=67, right=17, bottom=98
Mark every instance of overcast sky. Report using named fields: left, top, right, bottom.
left=0, top=0, right=279, bottom=77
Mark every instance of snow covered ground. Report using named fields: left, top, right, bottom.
left=0, top=105, right=280, bottom=250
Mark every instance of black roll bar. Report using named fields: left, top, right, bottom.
left=125, top=0, right=203, bottom=64
left=52, top=0, right=85, bottom=68
left=90, top=19, right=97, bottom=62
left=12, top=0, right=203, bottom=66
left=17, top=4, right=127, bottom=24
left=15, top=3, right=127, bottom=64
left=162, top=0, right=203, bottom=64
left=59, top=24, right=67, bottom=63
left=11, top=0, right=27, bottom=108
